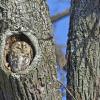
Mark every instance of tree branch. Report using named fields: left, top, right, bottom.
left=53, top=75, right=77, bottom=100
left=50, top=9, right=70, bottom=23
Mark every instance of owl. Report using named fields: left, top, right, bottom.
left=8, top=41, right=33, bottom=72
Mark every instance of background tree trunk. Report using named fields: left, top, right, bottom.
left=0, top=0, right=61, bottom=100
left=67, top=0, right=100, bottom=100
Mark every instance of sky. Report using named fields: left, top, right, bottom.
left=47, top=0, right=70, bottom=100
left=47, top=0, right=70, bottom=54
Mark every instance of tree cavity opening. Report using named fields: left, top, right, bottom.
left=4, top=33, right=36, bottom=72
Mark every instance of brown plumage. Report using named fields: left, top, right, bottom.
left=8, top=41, right=33, bottom=72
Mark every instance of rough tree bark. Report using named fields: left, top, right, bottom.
left=67, top=0, right=100, bottom=100
left=0, top=0, right=61, bottom=100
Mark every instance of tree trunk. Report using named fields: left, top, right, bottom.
left=0, top=0, right=61, bottom=100
left=67, top=0, right=100, bottom=100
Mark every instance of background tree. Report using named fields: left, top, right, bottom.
left=0, top=0, right=62, bottom=100
left=67, top=0, right=100, bottom=99
left=48, top=1, right=70, bottom=100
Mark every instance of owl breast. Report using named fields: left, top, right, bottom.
left=8, top=41, right=33, bottom=72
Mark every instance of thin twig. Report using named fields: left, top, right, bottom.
left=53, top=76, right=77, bottom=100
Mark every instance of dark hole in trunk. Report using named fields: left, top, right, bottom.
left=5, top=33, right=36, bottom=72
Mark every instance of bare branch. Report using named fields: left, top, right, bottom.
left=53, top=75, right=77, bottom=100
left=50, top=9, right=70, bottom=23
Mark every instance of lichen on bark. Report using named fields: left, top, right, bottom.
left=67, top=0, right=100, bottom=100
left=0, top=0, right=61, bottom=100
